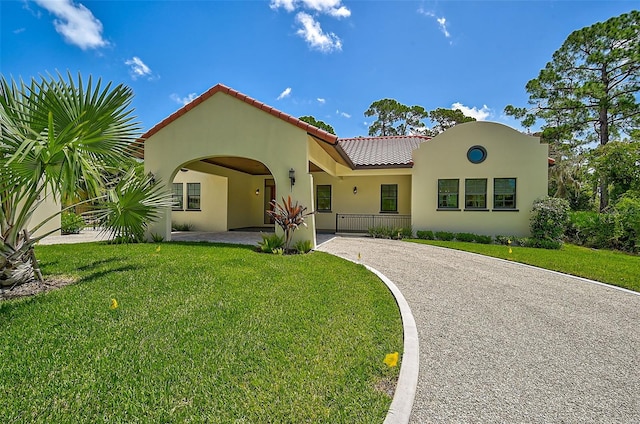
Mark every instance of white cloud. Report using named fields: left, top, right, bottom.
left=13, top=28, right=26, bottom=34
left=295, top=12, right=342, bottom=53
left=34, top=0, right=107, bottom=50
left=336, top=109, right=351, bottom=118
left=170, top=93, right=198, bottom=106
left=418, top=7, right=451, bottom=38
left=451, top=102, right=491, bottom=121
left=317, top=98, right=326, bottom=104
left=270, top=0, right=296, bottom=12
left=270, top=0, right=349, bottom=52
left=271, top=0, right=351, bottom=18
left=436, top=17, right=450, bottom=38
left=125, top=57, right=153, bottom=80
left=277, top=87, right=292, bottom=100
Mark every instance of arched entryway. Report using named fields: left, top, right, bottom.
left=170, top=156, right=279, bottom=234
left=142, top=84, right=348, bottom=247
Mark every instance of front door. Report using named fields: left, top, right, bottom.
left=264, top=179, right=276, bottom=224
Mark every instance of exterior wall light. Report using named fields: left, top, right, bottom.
left=353, top=186, right=358, bottom=195
left=255, top=188, right=260, bottom=196
left=289, top=168, right=296, bottom=188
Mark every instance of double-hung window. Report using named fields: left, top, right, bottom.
left=172, top=183, right=184, bottom=211
left=186, top=183, right=201, bottom=210
left=494, top=178, right=516, bottom=209
left=465, top=179, right=487, bottom=209
left=380, top=184, right=398, bottom=213
left=316, top=185, right=332, bottom=212
left=438, top=179, right=459, bottom=209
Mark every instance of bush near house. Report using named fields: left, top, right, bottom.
left=418, top=231, right=492, bottom=244
left=61, top=212, right=85, bottom=235
left=455, top=232, right=476, bottom=243
left=528, top=196, right=570, bottom=249
left=416, top=230, right=434, bottom=240
left=171, top=222, right=193, bottom=231
left=368, top=226, right=413, bottom=239
left=257, top=233, right=285, bottom=253
left=434, top=231, right=455, bottom=241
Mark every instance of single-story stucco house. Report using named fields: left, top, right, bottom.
left=142, top=84, right=550, bottom=248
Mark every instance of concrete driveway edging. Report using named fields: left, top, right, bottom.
left=365, top=264, right=420, bottom=424
left=316, top=240, right=419, bottom=424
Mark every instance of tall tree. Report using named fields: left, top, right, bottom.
left=505, top=10, right=640, bottom=210
left=364, top=99, right=427, bottom=136
left=0, top=73, right=172, bottom=287
left=427, top=108, right=476, bottom=135
left=298, top=115, right=335, bottom=134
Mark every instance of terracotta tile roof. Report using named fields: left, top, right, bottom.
left=338, top=135, right=430, bottom=168
left=137, top=83, right=338, bottom=157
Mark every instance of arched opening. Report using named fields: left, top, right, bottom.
left=169, top=156, right=278, bottom=234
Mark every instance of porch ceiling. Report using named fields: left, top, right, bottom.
left=201, top=157, right=322, bottom=175
left=201, top=157, right=270, bottom=175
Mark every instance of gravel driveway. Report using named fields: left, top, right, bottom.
left=317, top=237, right=640, bottom=423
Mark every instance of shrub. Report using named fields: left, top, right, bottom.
left=434, top=231, right=454, bottom=241
left=613, top=193, right=640, bottom=252
left=368, top=226, right=391, bottom=238
left=495, top=235, right=511, bottom=245
left=172, top=222, right=193, bottom=231
left=150, top=233, right=165, bottom=243
left=267, top=196, right=313, bottom=251
left=522, top=238, right=562, bottom=250
left=474, top=234, right=492, bottom=244
left=530, top=196, right=570, bottom=242
left=61, top=212, right=85, bottom=235
left=416, top=230, right=434, bottom=240
left=257, top=233, right=285, bottom=253
left=566, top=211, right=619, bottom=249
left=455, top=232, right=476, bottom=242
left=396, top=226, right=413, bottom=239
left=495, top=235, right=526, bottom=246
left=294, top=239, right=313, bottom=254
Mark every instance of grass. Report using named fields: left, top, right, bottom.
left=408, top=239, right=640, bottom=292
left=1, top=242, right=402, bottom=423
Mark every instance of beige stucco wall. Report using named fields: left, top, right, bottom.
left=411, top=121, right=548, bottom=237
left=29, top=193, right=61, bottom=238
left=312, top=173, right=412, bottom=231
left=171, top=169, right=228, bottom=232
left=144, top=91, right=316, bottom=246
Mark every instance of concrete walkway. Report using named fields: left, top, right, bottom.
left=39, top=230, right=335, bottom=246
left=316, top=237, right=640, bottom=423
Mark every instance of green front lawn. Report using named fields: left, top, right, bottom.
left=408, top=240, right=640, bottom=292
left=1, top=243, right=402, bottom=423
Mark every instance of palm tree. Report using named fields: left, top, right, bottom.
left=0, top=72, right=172, bottom=287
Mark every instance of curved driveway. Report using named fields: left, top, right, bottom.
left=317, top=237, right=640, bottom=423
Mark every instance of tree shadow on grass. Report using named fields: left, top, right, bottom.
left=168, top=241, right=258, bottom=252
left=78, top=265, right=142, bottom=285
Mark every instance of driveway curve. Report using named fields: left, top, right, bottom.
left=317, top=237, right=640, bottom=423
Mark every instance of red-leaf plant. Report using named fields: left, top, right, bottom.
left=266, top=196, right=314, bottom=251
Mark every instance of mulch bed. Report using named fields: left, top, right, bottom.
left=0, top=276, right=77, bottom=301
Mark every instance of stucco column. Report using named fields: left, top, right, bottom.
left=144, top=164, right=173, bottom=242
left=275, top=166, right=316, bottom=249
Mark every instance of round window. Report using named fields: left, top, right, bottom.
left=467, top=145, right=487, bottom=164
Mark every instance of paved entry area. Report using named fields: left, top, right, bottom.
left=317, top=237, right=640, bottom=423
left=40, top=230, right=335, bottom=246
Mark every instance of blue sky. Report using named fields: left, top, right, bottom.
left=1, top=0, right=637, bottom=137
